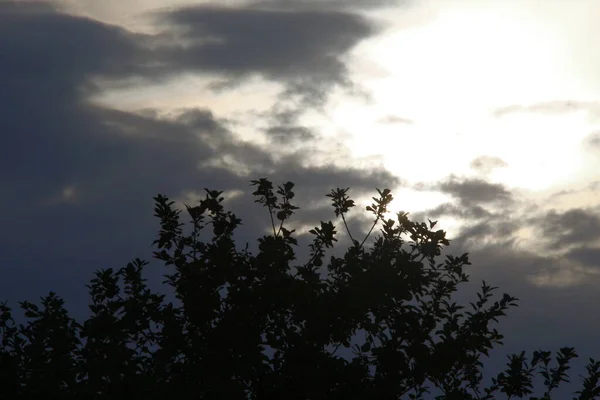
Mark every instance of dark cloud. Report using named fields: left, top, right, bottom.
left=267, top=106, right=306, bottom=126
left=437, top=175, right=513, bottom=205
left=409, top=176, right=516, bottom=243
left=535, top=208, right=600, bottom=248
left=565, top=246, right=600, bottom=269
left=0, top=3, right=399, bottom=319
left=492, top=100, right=600, bottom=118
left=0, top=3, right=161, bottom=206
left=455, top=219, right=521, bottom=249
left=260, top=102, right=319, bottom=144
left=250, top=0, right=405, bottom=12
left=424, top=202, right=492, bottom=220
left=151, top=4, right=379, bottom=105
left=266, top=125, right=317, bottom=144
left=470, top=155, right=508, bottom=174
left=0, top=2, right=153, bottom=94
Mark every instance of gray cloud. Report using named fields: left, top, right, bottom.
left=150, top=4, right=379, bottom=105
left=261, top=103, right=319, bottom=144
left=470, top=155, right=508, bottom=174
left=455, top=219, right=521, bottom=249
left=0, top=3, right=161, bottom=205
left=535, top=208, right=600, bottom=249
left=0, top=3, right=400, bottom=318
left=424, top=202, right=492, bottom=221
left=266, top=125, right=316, bottom=144
left=0, top=2, right=156, bottom=92
left=437, top=175, right=513, bottom=205
left=409, top=176, right=516, bottom=243
left=548, top=180, right=600, bottom=199
left=250, top=0, right=405, bottom=12
left=565, top=246, right=600, bottom=269
left=550, top=188, right=576, bottom=198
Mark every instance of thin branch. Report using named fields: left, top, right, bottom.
left=397, top=382, right=422, bottom=399
left=359, top=216, right=381, bottom=248
left=267, top=203, right=277, bottom=237
left=302, top=243, right=324, bottom=270
left=330, top=342, right=343, bottom=357
left=275, top=197, right=288, bottom=238
left=340, top=212, right=356, bottom=245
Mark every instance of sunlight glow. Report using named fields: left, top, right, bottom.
left=331, top=0, right=600, bottom=203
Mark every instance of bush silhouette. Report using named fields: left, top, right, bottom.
left=1, top=178, right=599, bottom=399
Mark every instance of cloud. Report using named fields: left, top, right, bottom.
left=492, top=100, right=600, bottom=118
left=422, top=183, right=600, bottom=257
left=377, top=115, right=414, bottom=125
left=0, top=3, right=160, bottom=204
left=548, top=179, right=600, bottom=199
left=0, top=2, right=154, bottom=92
left=589, top=180, right=600, bottom=191
left=584, top=131, right=600, bottom=147
left=150, top=4, right=379, bottom=105
left=565, top=246, right=600, bottom=269
left=250, top=0, right=405, bottom=12
left=534, top=208, right=600, bottom=249
left=0, top=3, right=400, bottom=317
left=258, top=103, right=319, bottom=145
left=409, top=176, right=516, bottom=245
left=424, top=202, right=492, bottom=221
left=408, top=175, right=521, bottom=252
left=436, top=175, right=513, bottom=205
left=456, top=219, right=521, bottom=249
left=266, top=125, right=317, bottom=144
left=470, top=155, right=508, bottom=174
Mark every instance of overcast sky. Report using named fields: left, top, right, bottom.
left=2, top=0, right=600, bottom=391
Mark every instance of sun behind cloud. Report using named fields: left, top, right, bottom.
left=330, top=0, right=600, bottom=200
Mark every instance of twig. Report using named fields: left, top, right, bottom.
left=359, top=216, right=381, bottom=249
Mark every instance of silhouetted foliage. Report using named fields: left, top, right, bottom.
left=1, top=178, right=599, bottom=399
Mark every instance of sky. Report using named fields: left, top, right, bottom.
left=2, top=0, right=600, bottom=392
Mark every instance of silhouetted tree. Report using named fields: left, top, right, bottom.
left=1, top=178, right=599, bottom=399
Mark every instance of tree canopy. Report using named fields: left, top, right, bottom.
left=1, top=178, right=599, bottom=399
